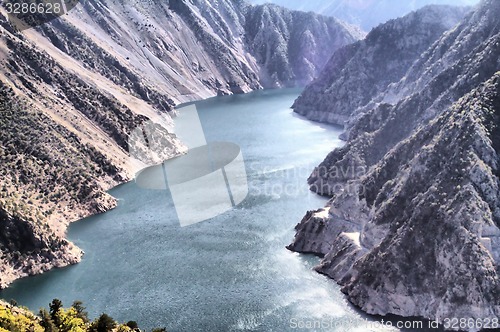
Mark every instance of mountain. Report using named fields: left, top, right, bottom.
left=288, top=0, right=500, bottom=325
left=292, top=5, right=469, bottom=126
left=36, top=0, right=362, bottom=96
left=248, top=0, right=478, bottom=31
left=244, top=3, right=362, bottom=86
left=0, top=0, right=360, bottom=288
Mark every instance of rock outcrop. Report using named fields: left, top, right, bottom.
left=289, top=0, right=500, bottom=328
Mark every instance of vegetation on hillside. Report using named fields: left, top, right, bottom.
left=0, top=79, right=124, bottom=288
left=0, top=299, right=168, bottom=332
left=0, top=5, right=183, bottom=288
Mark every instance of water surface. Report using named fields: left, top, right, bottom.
left=1, top=89, right=407, bottom=331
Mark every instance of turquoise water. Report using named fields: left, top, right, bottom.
left=1, top=89, right=411, bottom=331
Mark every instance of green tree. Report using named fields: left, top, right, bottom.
left=49, top=299, right=63, bottom=327
left=0, top=303, right=44, bottom=332
left=57, top=307, right=86, bottom=332
left=71, top=301, right=89, bottom=324
left=39, top=308, right=58, bottom=332
left=152, top=328, right=167, bottom=332
left=90, top=313, right=116, bottom=332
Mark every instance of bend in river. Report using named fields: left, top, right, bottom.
left=1, top=89, right=415, bottom=331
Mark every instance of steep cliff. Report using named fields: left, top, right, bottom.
left=307, top=0, right=499, bottom=196
left=30, top=0, right=361, bottom=99
left=290, top=71, right=500, bottom=325
left=292, top=5, right=469, bottom=126
left=244, top=3, right=363, bottom=87
left=289, top=0, right=500, bottom=327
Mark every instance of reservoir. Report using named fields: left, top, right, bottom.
left=1, top=89, right=403, bottom=331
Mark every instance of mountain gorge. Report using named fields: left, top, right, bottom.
left=244, top=3, right=361, bottom=86
left=0, top=0, right=361, bottom=288
left=2, top=0, right=498, bottom=328
left=292, top=5, right=469, bottom=126
left=288, top=0, right=500, bottom=325
left=248, top=0, right=478, bottom=31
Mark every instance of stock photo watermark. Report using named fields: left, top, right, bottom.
left=289, top=316, right=500, bottom=330
left=248, top=162, right=367, bottom=197
left=1, top=0, right=79, bottom=30
left=127, top=104, right=368, bottom=227
left=289, top=317, right=425, bottom=330
left=128, top=104, right=248, bottom=227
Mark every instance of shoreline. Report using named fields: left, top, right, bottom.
left=0, top=87, right=303, bottom=291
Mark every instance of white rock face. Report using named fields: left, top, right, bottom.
left=289, top=0, right=500, bottom=329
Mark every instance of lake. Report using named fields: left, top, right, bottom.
left=1, top=89, right=406, bottom=331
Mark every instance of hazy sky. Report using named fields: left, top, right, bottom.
left=248, top=0, right=481, bottom=31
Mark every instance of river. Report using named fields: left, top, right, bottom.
left=1, top=89, right=410, bottom=331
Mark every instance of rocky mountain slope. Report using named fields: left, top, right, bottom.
left=292, top=5, right=469, bottom=126
left=36, top=0, right=362, bottom=98
left=0, top=0, right=360, bottom=288
left=248, top=0, right=478, bottom=31
left=244, top=3, right=362, bottom=86
left=307, top=0, right=499, bottom=196
left=288, top=0, right=500, bottom=327
left=290, top=72, right=500, bottom=323
left=0, top=16, right=184, bottom=287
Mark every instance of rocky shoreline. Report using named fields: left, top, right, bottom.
left=288, top=0, right=500, bottom=328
